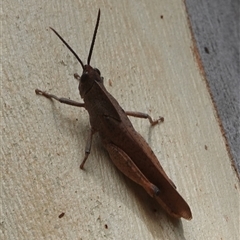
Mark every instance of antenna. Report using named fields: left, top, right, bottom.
left=49, top=27, right=84, bottom=69
left=49, top=9, right=101, bottom=69
left=87, top=9, right=101, bottom=65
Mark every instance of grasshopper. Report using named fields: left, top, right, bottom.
left=36, top=9, right=192, bottom=220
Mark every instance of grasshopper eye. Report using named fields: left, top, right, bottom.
left=94, top=68, right=101, bottom=76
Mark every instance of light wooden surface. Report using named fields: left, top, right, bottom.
left=2, top=0, right=239, bottom=239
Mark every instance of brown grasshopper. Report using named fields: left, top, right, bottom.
left=35, top=9, right=192, bottom=220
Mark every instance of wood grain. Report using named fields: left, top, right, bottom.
left=2, top=0, right=239, bottom=239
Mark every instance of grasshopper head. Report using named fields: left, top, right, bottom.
left=74, top=65, right=103, bottom=98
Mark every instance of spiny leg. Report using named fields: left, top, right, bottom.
left=125, top=111, right=164, bottom=126
left=35, top=89, right=85, bottom=108
left=104, top=142, right=160, bottom=197
left=80, top=128, right=96, bottom=169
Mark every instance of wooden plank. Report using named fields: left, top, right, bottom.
left=2, top=0, right=239, bottom=239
